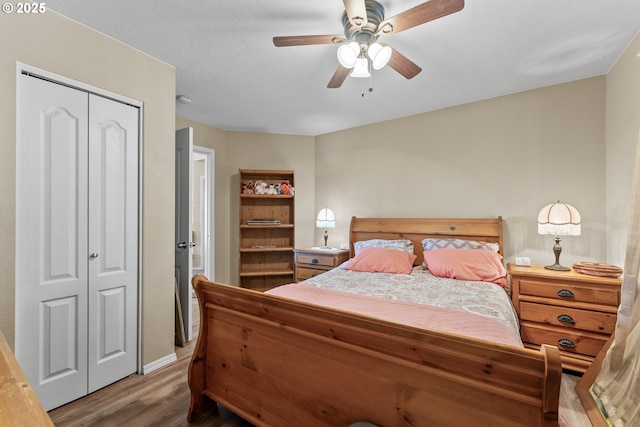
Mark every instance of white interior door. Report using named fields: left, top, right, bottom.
left=16, top=73, right=139, bottom=410
left=175, top=127, right=193, bottom=341
left=87, top=94, right=139, bottom=392
left=16, top=73, right=90, bottom=410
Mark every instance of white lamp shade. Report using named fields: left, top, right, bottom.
left=537, top=202, right=581, bottom=236
left=367, top=43, right=392, bottom=70
left=350, top=57, right=371, bottom=78
left=337, top=42, right=360, bottom=68
left=316, top=208, right=336, bottom=229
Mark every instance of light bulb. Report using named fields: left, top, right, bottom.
left=337, top=42, right=360, bottom=68
left=351, top=57, right=371, bottom=78
left=367, top=43, right=392, bottom=70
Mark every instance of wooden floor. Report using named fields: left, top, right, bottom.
left=49, top=297, right=593, bottom=427
left=49, top=296, right=252, bottom=427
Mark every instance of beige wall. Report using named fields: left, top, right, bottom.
left=0, top=11, right=176, bottom=366
left=226, top=131, right=316, bottom=284
left=605, top=33, right=640, bottom=267
left=315, top=77, right=607, bottom=267
left=184, top=71, right=637, bottom=277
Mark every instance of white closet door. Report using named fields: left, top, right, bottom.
left=17, top=74, right=140, bottom=410
left=16, top=74, right=90, bottom=409
left=87, top=94, right=138, bottom=392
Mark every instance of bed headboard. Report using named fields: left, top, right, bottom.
left=349, top=216, right=504, bottom=266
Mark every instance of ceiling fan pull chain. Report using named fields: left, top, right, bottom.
left=362, top=61, right=373, bottom=98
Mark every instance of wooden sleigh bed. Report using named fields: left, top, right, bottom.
left=188, top=217, right=562, bottom=426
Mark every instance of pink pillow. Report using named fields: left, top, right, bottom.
left=423, top=249, right=508, bottom=288
left=345, top=247, right=417, bottom=275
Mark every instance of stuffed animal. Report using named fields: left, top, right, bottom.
left=266, top=183, right=278, bottom=195
left=254, top=180, right=267, bottom=195
left=242, top=180, right=254, bottom=194
left=279, top=182, right=291, bottom=195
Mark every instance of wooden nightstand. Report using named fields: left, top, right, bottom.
left=508, top=263, right=621, bottom=373
left=294, top=248, right=350, bottom=282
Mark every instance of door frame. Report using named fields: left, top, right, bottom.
left=193, top=145, right=215, bottom=280
left=16, top=62, right=144, bottom=373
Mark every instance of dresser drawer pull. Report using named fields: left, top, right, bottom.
left=557, top=289, right=574, bottom=298
left=557, top=314, right=575, bottom=324
left=311, top=258, right=319, bottom=264
left=558, top=338, right=576, bottom=349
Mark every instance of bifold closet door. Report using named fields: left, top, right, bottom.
left=16, top=73, right=139, bottom=410
left=87, top=93, right=138, bottom=393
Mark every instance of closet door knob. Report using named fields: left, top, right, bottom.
left=89, top=253, right=99, bottom=259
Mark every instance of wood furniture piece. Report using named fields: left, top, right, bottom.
left=238, top=169, right=294, bottom=291
left=575, top=333, right=615, bottom=426
left=0, top=332, right=54, bottom=427
left=294, top=247, right=349, bottom=281
left=188, top=217, right=562, bottom=427
left=508, top=263, right=621, bottom=373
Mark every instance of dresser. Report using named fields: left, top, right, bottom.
left=294, top=248, right=350, bottom=282
left=508, top=263, right=621, bottom=373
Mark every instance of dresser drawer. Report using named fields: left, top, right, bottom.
left=520, top=322, right=608, bottom=357
left=296, top=253, right=341, bottom=268
left=519, top=279, right=620, bottom=307
left=520, top=301, right=616, bottom=334
left=296, top=266, right=328, bottom=281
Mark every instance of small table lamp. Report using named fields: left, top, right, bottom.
left=537, top=201, right=581, bottom=271
left=316, top=208, right=335, bottom=248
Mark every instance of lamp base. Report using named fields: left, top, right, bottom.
left=545, top=236, right=570, bottom=271
left=544, top=263, right=570, bottom=271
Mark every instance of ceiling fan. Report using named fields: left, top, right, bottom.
left=273, top=0, right=464, bottom=88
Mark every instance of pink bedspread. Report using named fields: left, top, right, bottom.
left=267, top=283, right=523, bottom=347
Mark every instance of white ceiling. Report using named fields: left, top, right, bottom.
left=47, top=0, right=640, bottom=136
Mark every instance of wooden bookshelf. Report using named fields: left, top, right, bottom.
left=238, top=169, right=295, bottom=291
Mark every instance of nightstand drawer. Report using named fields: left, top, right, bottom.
left=296, top=253, right=341, bottom=268
left=296, top=266, right=328, bottom=281
left=519, top=279, right=620, bottom=307
left=294, top=249, right=349, bottom=282
left=520, top=322, right=608, bottom=357
left=520, top=301, right=616, bottom=334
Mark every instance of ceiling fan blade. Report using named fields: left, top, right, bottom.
left=273, top=34, right=346, bottom=47
left=380, top=0, right=464, bottom=35
left=343, top=0, right=368, bottom=28
left=327, top=65, right=351, bottom=88
left=383, top=44, right=422, bottom=79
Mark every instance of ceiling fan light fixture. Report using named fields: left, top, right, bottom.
left=351, top=56, right=371, bottom=78
left=337, top=42, right=360, bottom=68
left=367, top=43, right=392, bottom=70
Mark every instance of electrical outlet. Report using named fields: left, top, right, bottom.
left=515, top=257, right=531, bottom=266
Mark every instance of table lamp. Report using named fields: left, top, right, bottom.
left=316, top=208, right=335, bottom=248
left=537, top=201, right=581, bottom=271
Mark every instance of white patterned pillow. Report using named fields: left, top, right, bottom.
left=354, top=239, right=414, bottom=255
left=422, top=238, right=499, bottom=252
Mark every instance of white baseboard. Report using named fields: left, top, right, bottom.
left=141, top=352, right=177, bottom=375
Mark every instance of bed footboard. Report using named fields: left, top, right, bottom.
left=187, top=275, right=561, bottom=427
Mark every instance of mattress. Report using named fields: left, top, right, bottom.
left=268, top=263, right=522, bottom=347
